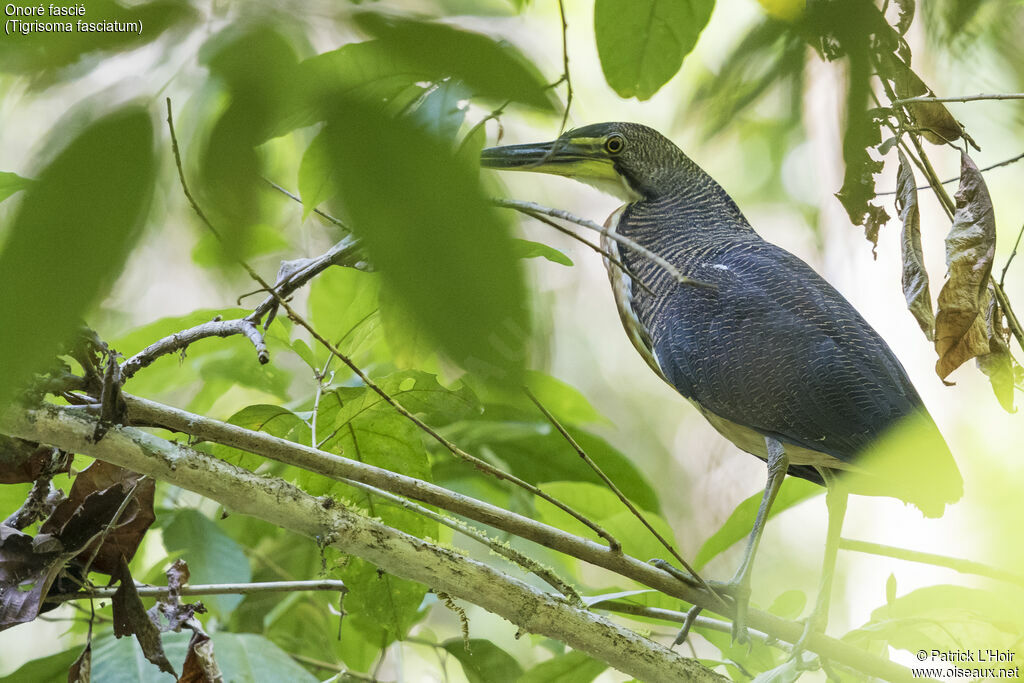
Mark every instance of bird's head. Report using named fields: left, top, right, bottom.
left=480, top=122, right=686, bottom=202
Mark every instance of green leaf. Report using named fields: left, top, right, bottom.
left=0, top=106, right=154, bottom=406
left=694, top=478, right=820, bottom=569
left=325, top=98, right=530, bottom=380
left=209, top=632, right=318, bottom=682
left=767, top=589, right=806, bottom=620
left=0, top=171, right=31, bottom=204
left=848, top=585, right=1024, bottom=655
left=0, top=645, right=81, bottom=683
left=297, top=128, right=335, bottom=219
left=91, top=632, right=189, bottom=683
left=341, top=557, right=429, bottom=642
left=90, top=631, right=317, bottom=683
left=309, top=268, right=383, bottom=358
left=411, top=81, right=470, bottom=143
left=534, top=482, right=674, bottom=564
left=354, top=14, right=555, bottom=111
left=444, top=412, right=658, bottom=513
left=161, top=509, right=252, bottom=617
left=520, top=650, right=607, bottom=683
left=0, top=1, right=196, bottom=77
left=442, top=639, right=523, bottom=683
left=511, top=239, right=573, bottom=266
left=594, top=0, right=715, bottom=100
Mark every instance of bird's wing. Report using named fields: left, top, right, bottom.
left=601, top=207, right=669, bottom=383
left=651, top=240, right=923, bottom=461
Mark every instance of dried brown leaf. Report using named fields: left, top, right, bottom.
left=178, top=630, right=222, bottom=683
left=0, top=439, right=69, bottom=484
left=68, top=642, right=91, bottom=683
left=891, top=67, right=965, bottom=145
left=112, top=556, right=175, bottom=675
left=976, top=294, right=1022, bottom=412
left=40, top=461, right=154, bottom=575
left=148, top=559, right=206, bottom=633
left=896, top=150, right=935, bottom=340
left=835, top=112, right=890, bottom=252
left=893, top=0, right=915, bottom=35
left=935, top=152, right=997, bottom=379
left=0, top=525, right=64, bottom=630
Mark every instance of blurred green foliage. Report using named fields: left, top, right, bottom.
left=0, top=0, right=1022, bottom=680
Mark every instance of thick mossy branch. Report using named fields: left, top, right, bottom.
left=1, top=405, right=724, bottom=683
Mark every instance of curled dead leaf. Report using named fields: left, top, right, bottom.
left=976, top=294, right=1022, bottom=412
left=896, top=149, right=935, bottom=340
left=934, top=152, right=997, bottom=379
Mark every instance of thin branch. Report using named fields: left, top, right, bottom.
left=164, top=101, right=619, bottom=549
left=121, top=318, right=268, bottom=380
left=521, top=210, right=656, bottom=296
left=524, top=387, right=722, bottom=607
left=99, top=395, right=928, bottom=681
left=264, top=178, right=348, bottom=231
left=839, top=538, right=1024, bottom=587
left=50, top=580, right=348, bottom=602
left=3, top=405, right=727, bottom=683
left=877, top=151, right=1024, bottom=196
left=592, top=600, right=784, bottom=651
left=263, top=295, right=621, bottom=551
left=556, top=0, right=573, bottom=135
left=1000, top=223, right=1024, bottom=287
left=891, top=93, right=1024, bottom=106
left=494, top=199, right=714, bottom=290
left=80, top=477, right=144, bottom=577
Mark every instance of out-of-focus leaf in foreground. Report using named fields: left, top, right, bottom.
left=694, top=478, right=820, bottom=569
left=0, top=171, right=32, bottom=204
left=896, top=150, right=935, bottom=340
left=594, top=0, right=714, bottom=100
left=976, top=295, right=1022, bottom=412
left=934, top=152, right=996, bottom=380
left=0, top=106, right=154, bottom=406
left=355, top=13, right=555, bottom=112
left=325, top=100, right=530, bottom=381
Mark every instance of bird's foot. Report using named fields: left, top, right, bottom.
left=788, top=617, right=832, bottom=673
left=704, top=579, right=752, bottom=645
left=648, top=559, right=755, bottom=644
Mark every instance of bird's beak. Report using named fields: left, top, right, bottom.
left=480, top=137, right=615, bottom=180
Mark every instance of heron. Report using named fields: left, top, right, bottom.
left=480, top=122, right=962, bottom=650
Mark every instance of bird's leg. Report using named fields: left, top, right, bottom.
left=791, top=482, right=848, bottom=665
left=714, top=436, right=789, bottom=644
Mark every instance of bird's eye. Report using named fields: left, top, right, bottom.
left=604, top=135, right=624, bottom=154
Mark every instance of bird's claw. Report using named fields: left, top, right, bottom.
left=704, top=579, right=752, bottom=645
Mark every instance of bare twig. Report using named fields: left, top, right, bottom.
left=520, top=210, right=656, bottom=295
left=877, top=152, right=1024, bottom=196
left=271, top=295, right=621, bottom=550
left=264, top=178, right=349, bottom=231
left=163, top=98, right=618, bottom=550
left=839, top=538, right=1024, bottom=587
left=524, top=388, right=722, bottom=607
left=592, top=600, right=784, bottom=651
left=891, top=92, right=1024, bottom=106
left=556, top=0, right=573, bottom=135
left=1000, top=223, right=1024, bottom=287
left=494, top=199, right=713, bottom=290
left=50, top=579, right=349, bottom=602
left=121, top=318, right=268, bottom=380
